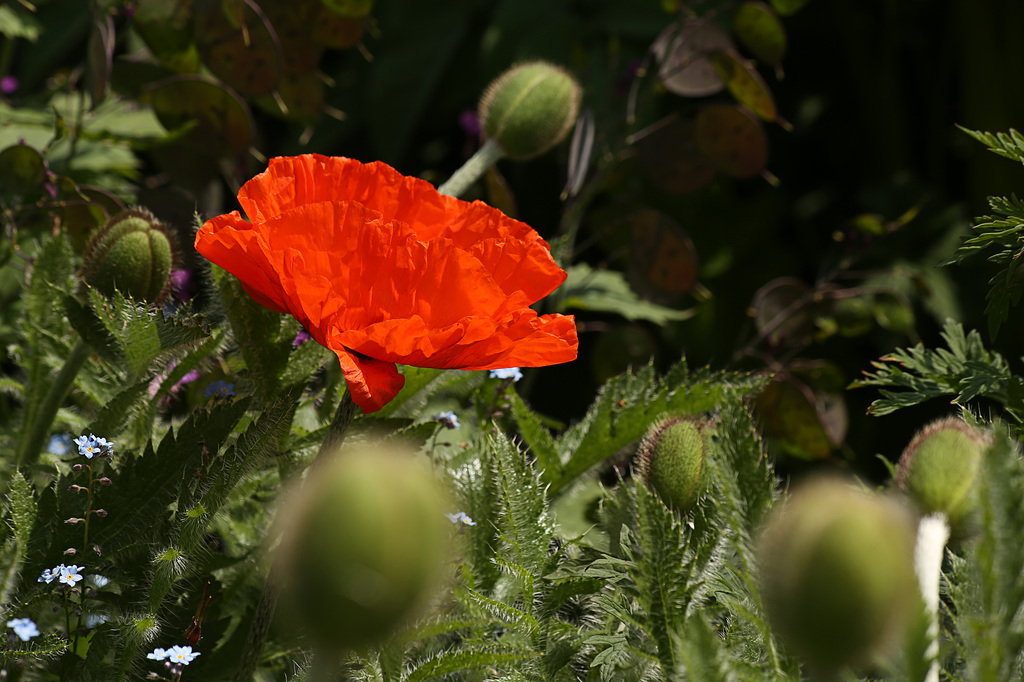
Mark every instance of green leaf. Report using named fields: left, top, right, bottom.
left=852, top=319, right=1022, bottom=425
left=402, top=647, right=539, bottom=682
left=510, top=392, right=563, bottom=482
left=560, top=263, right=696, bottom=323
left=552, top=362, right=762, bottom=492
left=0, top=6, right=43, bottom=41
left=6, top=471, right=36, bottom=548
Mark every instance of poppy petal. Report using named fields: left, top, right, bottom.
left=195, top=154, right=579, bottom=414
left=331, top=346, right=406, bottom=413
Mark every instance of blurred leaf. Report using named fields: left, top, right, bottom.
left=0, top=5, right=42, bottom=41
left=710, top=50, right=778, bottom=122
left=638, top=118, right=717, bottom=194
left=732, top=2, right=787, bottom=67
left=694, top=104, right=768, bottom=178
left=560, top=263, right=696, bottom=323
left=652, top=19, right=732, bottom=97
left=0, top=145, right=48, bottom=195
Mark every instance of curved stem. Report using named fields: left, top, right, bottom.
left=16, top=339, right=91, bottom=468
left=437, top=138, right=506, bottom=198
left=232, top=390, right=360, bottom=682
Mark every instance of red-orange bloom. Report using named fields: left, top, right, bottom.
left=195, top=154, right=578, bottom=412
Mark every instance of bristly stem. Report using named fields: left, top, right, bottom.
left=16, top=338, right=91, bottom=468
left=915, top=513, right=951, bottom=682
left=232, top=390, right=360, bottom=682
left=437, top=138, right=506, bottom=198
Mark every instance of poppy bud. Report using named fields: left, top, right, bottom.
left=278, top=447, right=446, bottom=651
left=635, top=417, right=710, bottom=512
left=896, top=417, right=988, bottom=528
left=758, top=477, right=916, bottom=672
left=83, top=208, right=174, bottom=303
left=478, top=61, right=582, bottom=160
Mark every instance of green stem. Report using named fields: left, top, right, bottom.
left=16, top=339, right=91, bottom=468
left=437, top=138, right=506, bottom=198
left=232, top=390, right=360, bottom=682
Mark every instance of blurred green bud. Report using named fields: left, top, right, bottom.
left=278, top=447, right=447, bottom=651
left=636, top=417, right=710, bottom=512
left=83, top=207, right=174, bottom=303
left=896, top=417, right=987, bottom=527
left=758, top=476, right=916, bottom=672
left=478, top=61, right=582, bottom=160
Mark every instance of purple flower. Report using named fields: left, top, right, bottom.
left=459, top=109, right=481, bottom=137
left=1, top=76, right=18, bottom=95
left=292, top=329, right=312, bottom=347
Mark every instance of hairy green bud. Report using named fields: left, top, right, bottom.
left=896, top=417, right=987, bottom=526
left=83, top=207, right=174, bottom=303
left=278, top=447, right=447, bottom=651
left=478, top=61, right=582, bottom=161
left=758, top=477, right=916, bottom=672
left=636, top=417, right=710, bottom=512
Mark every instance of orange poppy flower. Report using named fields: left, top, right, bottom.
left=195, top=154, right=577, bottom=412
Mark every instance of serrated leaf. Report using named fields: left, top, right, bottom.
left=402, top=647, right=538, bottom=682
left=6, top=471, right=36, bottom=548
left=552, top=362, right=762, bottom=492
left=510, top=393, right=563, bottom=482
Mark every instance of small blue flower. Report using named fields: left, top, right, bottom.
left=147, top=647, right=170, bottom=661
left=58, top=564, right=84, bottom=587
left=7, top=617, right=39, bottom=642
left=39, top=566, right=61, bottom=584
left=432, top=411, right=460, bottom=430
left=166, top=645, right=200, bottom=664
left=72, top=434, right=113, bottom=459
left=47, top=433, right=72, bottom=455
left=85, top=613, right=110, bottom=628
left=445, top=511, right=477, bottom=526
left=90, top=574, right=110, bottom=589
left=204, top=380, right=236, bottom=398
left=489, top=367, right=523, bottom=382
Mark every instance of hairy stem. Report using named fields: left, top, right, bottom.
left=915, top=513, right=950, bottom=682
left=437, top=138, right=506, bottom=198
left=232, top=390, right=360, bottom=682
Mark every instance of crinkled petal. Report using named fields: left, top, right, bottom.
left=195, top=155, right=579, bottom=414
left=194, top=211, right=290, bottom=314
left=336, top=310, right=578, bottom=370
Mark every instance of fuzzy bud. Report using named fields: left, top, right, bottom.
left=635, top=417, right=710, bottom=512
left=758, top=476, right=916, bottom=672
left=278, top=446, right=447, bottom=651
left=478, top=61, right=582, bottom=160
left=896, top=417, right=988, bottom=529
left=83, top=207, right=175, bottom=303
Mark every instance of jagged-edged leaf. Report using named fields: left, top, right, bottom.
left=89, top=398, right=251, bottom=556
left=461, top=587, right=539, bottom=638
left=489, top=432, right=556, bottom=575
left=379, top=366, right=484, bottom=419
left=961, top=429, right=1024, bottom=681
left=510, top=393, right=562, bottom=482
left=552, top=362, right=762, bottom=492
left=402, top=647, right=538, bottom=682
left=86, top=376, right=153, bottom=439
left=852, top=319, right=1022, bottom=425
left=6, top=471, right=36, bottom=547
left=213, top=267, right=293, bottom=399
